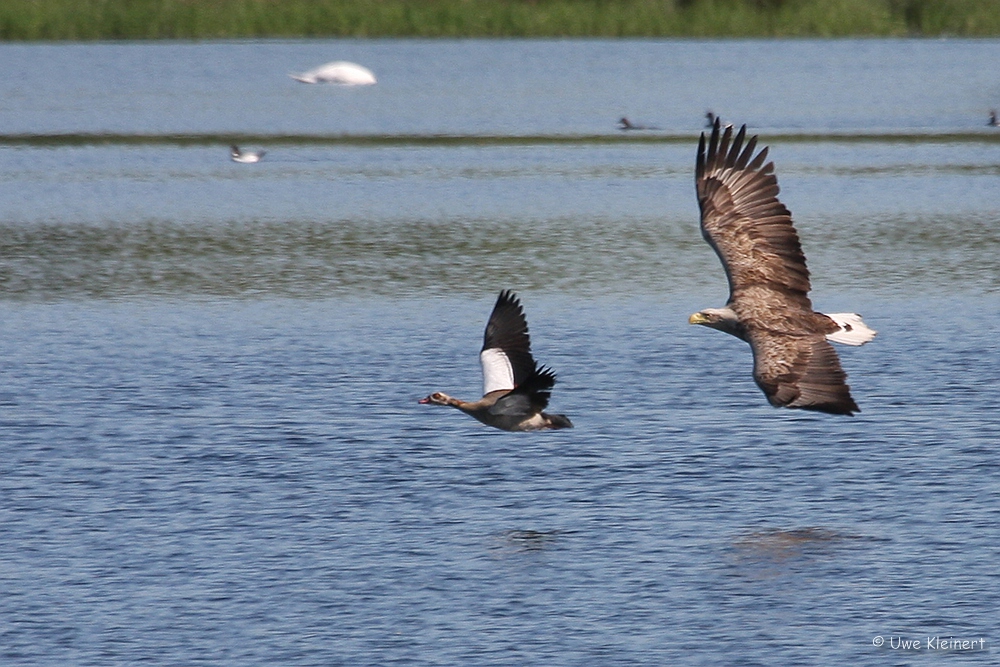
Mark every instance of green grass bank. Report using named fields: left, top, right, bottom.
left=2, top=0, right=999, bottom=40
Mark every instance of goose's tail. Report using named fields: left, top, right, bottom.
left=542, top=412, right=574, bottom=429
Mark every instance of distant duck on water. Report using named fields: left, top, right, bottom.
left=230, top=146, right=265, bottom=163
left=618, top=117, right=659, bottom=131
left=419, top=290, right=573, bottom=432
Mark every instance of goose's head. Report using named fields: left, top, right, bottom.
left=418, top=392, right=452, bottom=406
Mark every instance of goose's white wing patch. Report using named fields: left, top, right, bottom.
left=481, top=348, right=515, bottom=395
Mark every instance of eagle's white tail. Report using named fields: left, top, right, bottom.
left=824, top=313, right=877, bottom=346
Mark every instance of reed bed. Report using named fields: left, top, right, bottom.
left=1, top=0, right=998, bottom=40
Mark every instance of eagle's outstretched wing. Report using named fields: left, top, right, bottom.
left=696, top=120, right=812, bottom=312
left=749, top=331, right=859, bottom=415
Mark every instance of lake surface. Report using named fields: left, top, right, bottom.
left=1, top=39, right=999, bottom=666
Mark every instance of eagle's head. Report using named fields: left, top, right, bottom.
left=689, top=307, right=745, bottom=340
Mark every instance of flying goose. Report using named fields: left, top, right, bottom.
left=230, top=146, right=265, bottom=163
left=688, top=120, right=876, bottom=415
left=419, top=290, right=573, bottom=431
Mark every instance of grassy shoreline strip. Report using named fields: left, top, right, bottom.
left=1, top=0, right=999, bottom=40
left=3, top=132, right=1000, bottom=147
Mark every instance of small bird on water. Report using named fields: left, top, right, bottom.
left=230, top=146, right=265, bottom=163
left=618, top=117, right=659, bottom=131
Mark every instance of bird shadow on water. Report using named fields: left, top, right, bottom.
left=486, top=529, right=573, bottom=559
left=723, top=526, right=888, bottom=579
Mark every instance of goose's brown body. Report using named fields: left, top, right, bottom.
left=420, top=386, right=572, bottom=432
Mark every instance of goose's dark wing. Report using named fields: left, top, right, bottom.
left=488, top=366, right=556, bottom=417
left=480, top=290, right=537, bottom=394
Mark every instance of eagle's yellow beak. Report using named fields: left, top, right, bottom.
left=689, top=312, right=709, bottom=325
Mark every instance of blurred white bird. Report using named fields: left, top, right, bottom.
left=290, top=61, right=377, bottom=85
left=230, top=146, right=265, bottom=163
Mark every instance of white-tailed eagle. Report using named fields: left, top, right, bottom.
left=689, top=120, right=876, bottom=415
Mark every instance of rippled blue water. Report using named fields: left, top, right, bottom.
left=1, top=39, right=999, bottom=666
